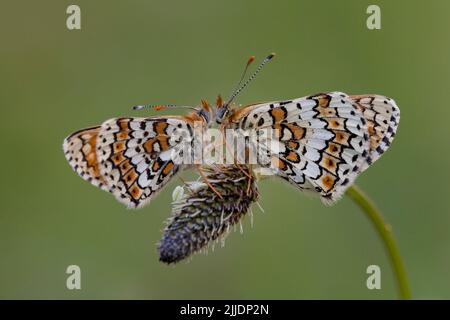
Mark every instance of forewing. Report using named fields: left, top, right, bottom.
left=227, top=92, right=386, bottom=203
left=63, top=126, right=108, bottom=191
left=64, top=116, right=197, bottom=209
left=349, top=94, right=400, bottom=169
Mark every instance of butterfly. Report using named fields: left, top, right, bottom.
left=63, top=54, right=400, bottom=208
left=217, top=91, right=400, bottom=203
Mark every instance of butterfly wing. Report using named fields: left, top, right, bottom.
left=63, top=126, right=109, bottom=191
left=63, top=116, right=199, bottom=208
left=350, top=94, right=400, bottom=169
left=226, top=92, right=399, bottom=203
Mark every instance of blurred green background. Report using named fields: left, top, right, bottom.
left=0, top=0, right=449, bottom=299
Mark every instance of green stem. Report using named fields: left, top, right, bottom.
left=346, top=185, right=411, bottom=300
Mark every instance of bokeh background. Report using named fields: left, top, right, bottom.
left=1, top=0, right=449, bottom=299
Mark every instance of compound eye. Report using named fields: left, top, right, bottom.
left=216, top=107, right=228, bottom=123
left=199, top=109, right=210, bottom=123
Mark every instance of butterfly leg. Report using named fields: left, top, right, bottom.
left=219, top=124, right=253, bottom=180
left=246, top=164, right=254, bottom=195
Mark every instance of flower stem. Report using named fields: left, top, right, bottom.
left=346, top=185, right=411, bottom=300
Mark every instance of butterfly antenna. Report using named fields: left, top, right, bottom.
left=132, top=104, right=197, bottom=111
left=226, top=55, right=255, bottom=103
left=225, top=53, right=275, bottom=107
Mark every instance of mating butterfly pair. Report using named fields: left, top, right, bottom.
left=63, top=55, right=400, bottom=210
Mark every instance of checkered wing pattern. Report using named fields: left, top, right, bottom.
left=63, top=116, right=197, bottom=208
left=225, top=92, right=400, bottom=203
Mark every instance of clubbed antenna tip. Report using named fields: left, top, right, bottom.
left=224, top=52, right=276, bottom=107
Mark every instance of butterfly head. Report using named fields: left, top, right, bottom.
left=215, top=94, right=229, bottom=124
left=197, top=98, right=214, bottom=124
left=197, top=95, right=230, bottom=125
